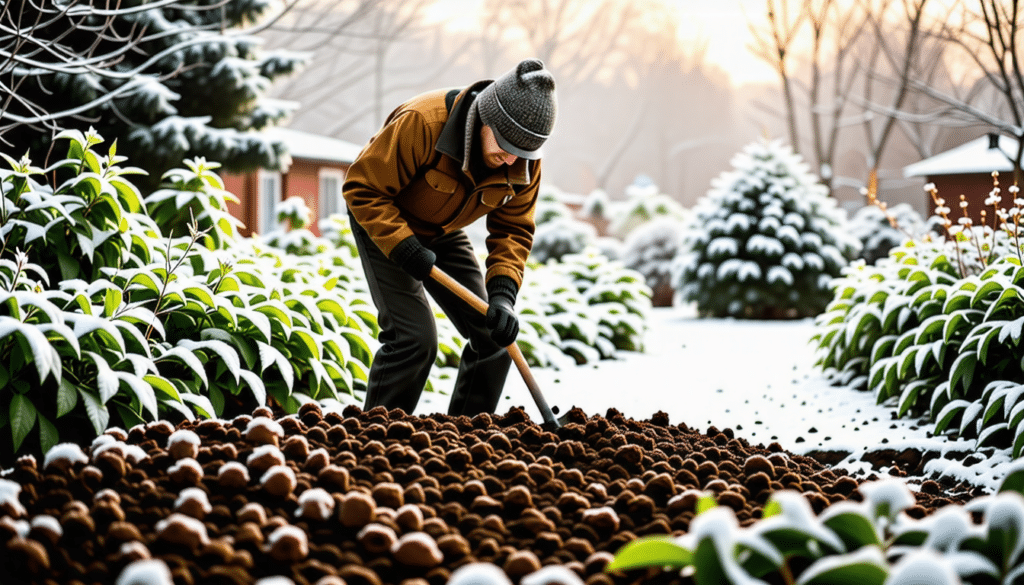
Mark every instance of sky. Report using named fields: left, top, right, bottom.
left=425, top=0, right=779, bottom=87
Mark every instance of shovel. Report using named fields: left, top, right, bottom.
left=429, top=266, right=566, bottom=430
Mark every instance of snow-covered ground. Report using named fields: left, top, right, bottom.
left=414, top=306, right=1013, bottom=494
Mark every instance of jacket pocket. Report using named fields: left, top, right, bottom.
left=425, top=170, right=458, bottom=194
left=479, top=185, right=515, bottom=208
left=399, top=169, right=463, bottom=222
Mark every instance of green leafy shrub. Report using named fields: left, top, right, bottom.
left=608, top=175, right=688, bottom=239
left=672, top=138, right=860, bottom=319
left=0, top=129, right=375, bottom=463
left=812, top=180, right=1024, bottom=454
left=530, top=185, right=597, bottom=264
left=609, top=461, right=1024, bottom=585
left=518, top=248, right=650, bottom=366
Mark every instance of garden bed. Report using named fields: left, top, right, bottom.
left=0, top=404, right=978, bottom=585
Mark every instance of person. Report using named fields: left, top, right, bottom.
left=342, top=59, right=557, bottom=417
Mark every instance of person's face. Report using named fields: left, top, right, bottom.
left=480, top=125, right=518, bottom=168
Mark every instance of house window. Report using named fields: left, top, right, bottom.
left=319, top=169, right=345, bottom=220
left=258, top=170, right=282, bottom=234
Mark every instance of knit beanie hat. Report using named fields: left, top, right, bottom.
left=476, top=59, right=557, bottom=160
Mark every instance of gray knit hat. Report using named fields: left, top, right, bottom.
left=476, top=59, right=557, bottom=160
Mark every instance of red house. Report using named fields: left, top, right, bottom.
left=903, top=133, right=1017, bottom=226
left=222, top=127, right=362, bottom=237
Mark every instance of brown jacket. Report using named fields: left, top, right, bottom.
left=343, top=82, right=540, bottom=287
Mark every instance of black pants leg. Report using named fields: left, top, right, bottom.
left=350, top=219, right=512, bottom=416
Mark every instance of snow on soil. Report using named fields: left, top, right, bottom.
left=412, top=306, right=1012, bottom=493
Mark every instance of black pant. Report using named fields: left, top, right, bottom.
left=350, top=218, right=512, bottom=416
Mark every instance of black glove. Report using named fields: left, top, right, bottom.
left=390, top=236, right=436, bottom=281
left=486, top=276, right=519, bottom=347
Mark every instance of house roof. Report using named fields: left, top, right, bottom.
left=903, top=134, right=1016, bottom=178
left=267, top=127, right=362, bottom=165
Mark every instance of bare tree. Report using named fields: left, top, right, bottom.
left=261, top=0, right=469, bottom=138
left=803, top=0, right=870, bottom=189
left=479, top=0, right=644, bottom=96
left=855, top=0, right=935, bottom=173
left=913, top=0, right=1024, bottom=178
left=749, top=0, right=808, bottom=153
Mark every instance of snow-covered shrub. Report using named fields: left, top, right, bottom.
left=530, top=185, right=597, bottom=263
left=620, top=217, right=686, bottom=306
left=813, top=180, right=1024, bottom=454
left=518, top=249, right=651, bottom=366
left=260, top=197, right=335, bottom=255
left=848, top=203, right=934, bottom=265
left=673, top=138, right=860, bottom=319
left=607, top=175, right=688, bottom=239
left=609, top=466, right=1024, bottom=584
left=581, top=188, right=612, bottom=236
left=533, top=217, right=597, bottom=264
left=593, top=236, right=623, bottom=261
left=0, top=130, right=376, bottom=462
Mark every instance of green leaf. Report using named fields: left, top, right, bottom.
left=184, top=286, right=215, bottom=307
left=57, top=379, right=78, bottom=417
left=0, top=317, right=60, bottom=384
left=290, top=328, right=322, bottom=360
left=84, top=351, right=119, bottom=403
left=77, top=389, right=109, bottom=434
left=795, top=546, right=888, bottom=585
left=37, top=413, right=59, bottom=454
left=691, top=535, right=729, bottom=585
left=950, top=352, right=977, bottom=394
left=210, top=385, right=225, bottom=417
left=10, top=394, right=37, bottom=452
left=117, top=372, right=158, bottom=418
left=934, top=399, right=970, bottom=435
left=998, top=459, right=1024, bottom=494
left=821, top=507, right=881, bottom=550
left=606, top=536, right=691, bottom=572
left=180, top=393, right=215, bottom=419
left=104, top=288, right=123, bottom=318
left=696, top=493, right=717, bottom=515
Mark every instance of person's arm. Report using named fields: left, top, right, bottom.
left=483, top=162, right=541, bottom=289
left=343, top=111, right=433, bottom=259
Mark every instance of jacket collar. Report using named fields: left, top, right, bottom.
left=435, top=81, right=531, bottom=186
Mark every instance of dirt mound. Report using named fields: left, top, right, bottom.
left=0, top=404, right=978, bottom=585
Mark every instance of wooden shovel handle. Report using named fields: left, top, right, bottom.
left=429, top=266, right=561, bottom=428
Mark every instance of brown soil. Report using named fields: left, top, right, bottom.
left=0, top=404, right=980, bottom=585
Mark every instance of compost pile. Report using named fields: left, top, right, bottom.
left=0, top=403, right=978, bottom=585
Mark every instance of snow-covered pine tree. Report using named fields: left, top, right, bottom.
left=671, top=138, right=860, bottom=318
left=2, top=0, right=308, bottom=193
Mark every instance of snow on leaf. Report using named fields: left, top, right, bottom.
left=0, top=317, right=60, bottom=384
left=859, top=478, right=916, bottom=522
left=177, top=339, right=241, bottom=384
left=155, top=346, right=209, bottom=389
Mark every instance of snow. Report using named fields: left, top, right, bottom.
left=904, top=134, right=1015, bottom=178
left=264, top=126, right=361, bottom=165
left=115, top=559, right=174, bottom=585
left=295, top=487, right=335, bottom=521
left=411, top=306, right=1015, bottom=493
left=0, top=479, right=26, bottom=517
left=42, top=443, right=88, bottom=471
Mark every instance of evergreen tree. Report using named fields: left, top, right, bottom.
left=1, top=0, right=308, bottom=192
left=671, top=139, right=860, bottom=318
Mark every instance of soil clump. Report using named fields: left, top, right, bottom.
left=0, top=404, right=980, bottom=585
